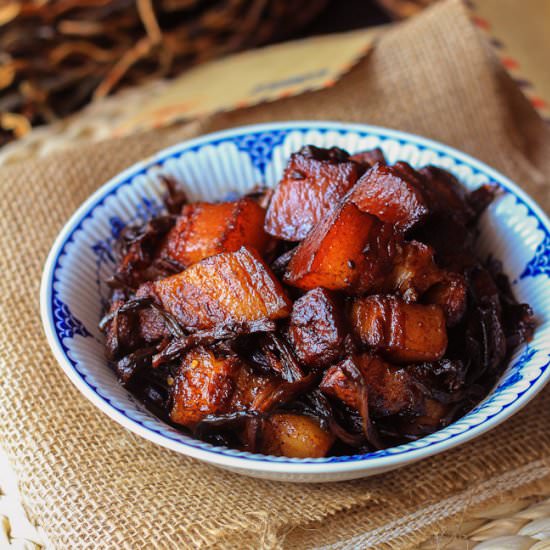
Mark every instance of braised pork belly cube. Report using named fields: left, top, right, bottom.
left=372, top=240, right=467, bottom=324
left=136, top=307, right=171, bottom=343
left=351, top=295, right=447, bottom=363
left=169, top=346, right=285, bottom=428
left=348, top=163, right=429, bottom=231
left=260, top=413, right=334, bottom=458
left=158, top=198, right=271, bottom=268
left=376, top=241, right=467, bottom=326
left=388, top=161, right=476, bottom=226
left=391, top=161, right=425, bottom=182
left=145, top=246, right=291, bottom=334
left=320, top=354, right=425, bottom=417
left=170, top=347, right=240, bottom=427
left=284, top=201, right=396, bottom=292
left=287, top=288, right=346, bottom=368
left=264, top=145, right=363, bottom=241
left=350, top=147, right=387, bottom=168
left=229, top=361, right=281, bottom=413
left=376, top=241, right=445, bottom=301
left=423, top=273, right=467, bottom=326
left=321, top=355, right=466, bottom=420
left=397, top=398, right=452, bottom=434
left=418, top=166, right=474, bottom=225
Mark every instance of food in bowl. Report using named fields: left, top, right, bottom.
left=99, top=144, right=534, bottom=458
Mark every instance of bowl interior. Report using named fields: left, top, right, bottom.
left=43, top=122, right=550, bottom=469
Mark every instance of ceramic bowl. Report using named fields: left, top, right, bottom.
left=41, top=122, right=550, bottom=482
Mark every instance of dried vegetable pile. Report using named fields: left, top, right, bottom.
left=0, top=0, right=326, bottom=145
left=100, top=145, right=534, bottom=458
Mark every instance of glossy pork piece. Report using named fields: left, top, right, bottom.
left=321, top=354, right=467, bottom=423
left=419, top=166, right=474, bottom=225
left=170, top=347, right=282, bottom=428
left=137, top=306, right=171, bottom=343
left=170, top=347, right=239, bottom=427
left=229, top=362, right=281, bottom=413
left=372, top=239, right=467, bottom=326
left=348, top=163, right=429, bottom=231
left=287, top=288, right=346, bottom=368
left=260, top=413, right=334, bottom=458
left=264, top=145, right=362, bottom=241
left=284, top=201, right=395, bottom=292
left=423, top=273, right=468, bottom=326
left=148, top=246, right=291, bottom=333
left=349, top=147, right=387, bottom=168
left=398, top=398, right=452, bottom=434
left=376, top=240, right=445, bottom=301
left=351, top=295, right=448, bottom=363
left=320, top=354, right=425, bottom=418
left=159, top=198, right=271, bottom=267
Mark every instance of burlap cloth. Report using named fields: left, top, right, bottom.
left=1, top=1, right=549, bottom=548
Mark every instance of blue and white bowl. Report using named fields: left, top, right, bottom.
left=40, top=122, right=550, bottom=482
